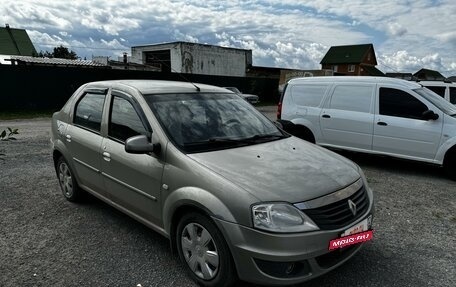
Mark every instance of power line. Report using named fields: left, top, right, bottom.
left=33, top=42, right=129, bottom=51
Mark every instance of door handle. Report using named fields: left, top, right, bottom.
left=377, top=122, right=388, bottom=126
left=322, top=114, right=331, bottom=118
left=102, top=152, right=111, bottom=162
left=65, top=134, right=71, bottom=142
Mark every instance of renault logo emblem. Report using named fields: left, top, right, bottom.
left=348, top=200, right=357, bottom=216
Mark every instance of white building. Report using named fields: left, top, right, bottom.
left=131, top=42, right=253, bottom=77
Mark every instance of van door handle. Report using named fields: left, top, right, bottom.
left=322, top=114, right=331, bottom=118
left=377, top=122, right=388, bottom=126
left=102, top=152, right=111, bottom=162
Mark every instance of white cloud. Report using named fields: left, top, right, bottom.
left=1, top=0, right=456, bottom=75
left=387, top=23, right=407, bottom=37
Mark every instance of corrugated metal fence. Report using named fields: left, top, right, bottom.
left=0, top=65, right=279, bottom=111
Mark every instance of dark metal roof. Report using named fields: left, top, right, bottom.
left=320, top=44, right=376, bottom=65
left=361, top=64, right=384, bottom=76
left=9, top=55, right=107, bottom=67
left=0, top=26, right=37, bottom=56
left=413, top=68, right=446, bottom=81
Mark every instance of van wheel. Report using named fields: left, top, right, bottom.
left=56, top=156, right=84, bottom=202
left=443, top=152, right=456, bottom=181
left=176, top=213, right=237, bottom=287
left=294, top=126, right=315, bottom=143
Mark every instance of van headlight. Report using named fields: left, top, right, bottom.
left=252, top=203, right=319, bottom=233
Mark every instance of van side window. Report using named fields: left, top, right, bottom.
left=425, top=86, right=445, bottom=98
left=330, top=85, right=373, bottom=113
left=450, top=87, right=456, bottom=104
left=109, top=96, right=148, bottom=142
left=379, top=88, right=428, bottom=120
left=74, top=92, right=106, bottom=132
left=291, top=85, right=328, bottom=107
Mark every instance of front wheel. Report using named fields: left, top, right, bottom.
left=176, top=213, right=237, bottom=287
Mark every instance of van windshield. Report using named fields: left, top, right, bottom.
left=144, top=93, right=287, bottom=153
left=414, top=88, right=456, bottom=116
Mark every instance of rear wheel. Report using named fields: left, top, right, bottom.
left=294, top=126, right=315, bottom=143
left=56, top=156, right=84, bottom=202
left=443, top=151, right=456, bottom=181
left=176, top=213, right=237, bottom=287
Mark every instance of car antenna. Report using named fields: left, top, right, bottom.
left=145, top=54, right=201, bottom=92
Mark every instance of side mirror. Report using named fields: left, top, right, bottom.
left=422, top=110, right=439, bottom=121
left=125, top=135, right=157, bottom=154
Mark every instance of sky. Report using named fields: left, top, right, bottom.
left=2, top=0, right=456, bottom=76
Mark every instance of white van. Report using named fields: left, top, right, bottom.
left=277, top=76, right=456, bottom=179
left=418, top=80, right=456, bottom=104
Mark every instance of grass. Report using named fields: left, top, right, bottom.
left=0, top=110, right=56, bottom=120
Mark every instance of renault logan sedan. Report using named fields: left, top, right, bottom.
left=51, top=80, right=374, bottom=286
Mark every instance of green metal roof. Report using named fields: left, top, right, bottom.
left=320, top=44, right=375, bottom=65
left=0, top=27, right=37, bottom=56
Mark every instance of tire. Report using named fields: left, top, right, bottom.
left=56, top=156, right=84, bottom=202
left=176, top=212, right=237, bottom=287
left=443, top=152, right=456, bottom=181
left=294, top=126, right=315, bottom=143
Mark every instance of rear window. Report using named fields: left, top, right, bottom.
left=424, top=86, right=445, bottom=98
left=291, top=84, right=328, bottom=107
left=450, top=87, right=456, bottom=104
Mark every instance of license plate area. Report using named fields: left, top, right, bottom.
left=328, top=215, right=373, bottom=250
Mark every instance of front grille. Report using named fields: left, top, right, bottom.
left=302, top=186, right=369, bottom=230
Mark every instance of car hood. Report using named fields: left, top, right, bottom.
left=188, top=137, right=360, bottom=203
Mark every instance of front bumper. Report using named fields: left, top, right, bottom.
left=213, top=188, right=374, bottom=286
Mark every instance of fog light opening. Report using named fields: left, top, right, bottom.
left=285, top=263, right=295, bottom=275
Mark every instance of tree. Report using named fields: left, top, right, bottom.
left=35, top=45, right=78, bottom=59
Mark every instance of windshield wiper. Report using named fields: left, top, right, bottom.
left=183, top=137, right=250, bottom=146
left=242, top=134, right=288, bottom=142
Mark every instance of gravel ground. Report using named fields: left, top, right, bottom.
left=1, top=113, right=455, bottom=287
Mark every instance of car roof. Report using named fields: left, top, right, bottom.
left=418, top=81, right=456, bottom=87
left=288, top=76, right=422, bottom=89
left=85, top=80, right=232, bottom=94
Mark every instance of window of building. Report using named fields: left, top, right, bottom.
left=332, top=65, right=338, bottom=72
left=74, top=92, right=106, bottom=132
left=109, top=96, right=148, bottom=142
left=379, top=88, right=428, bottom=120
left=348, top=65, right=355, bottom=72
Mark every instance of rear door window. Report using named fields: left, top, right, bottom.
left=291, top=84, right=329, bottom=107
left=74, top=92, right=106, bottom=132
left=379, top=88, right=428, bottom=120
left=329, top=85, right=373, bottom=113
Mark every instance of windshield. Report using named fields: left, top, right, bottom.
left=414, top=88, right=456, bottom=116
left=145, top=93, right=286, bottom=153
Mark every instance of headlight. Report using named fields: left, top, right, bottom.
left=252, top=203, right=319, bottom=233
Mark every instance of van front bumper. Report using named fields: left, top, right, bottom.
left=213, top=208, right=373, bottom=285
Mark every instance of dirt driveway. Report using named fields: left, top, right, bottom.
left=0, top=115, right=455, bottom=287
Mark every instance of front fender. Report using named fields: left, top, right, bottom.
left=162, top=186, right=237, bottom=235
